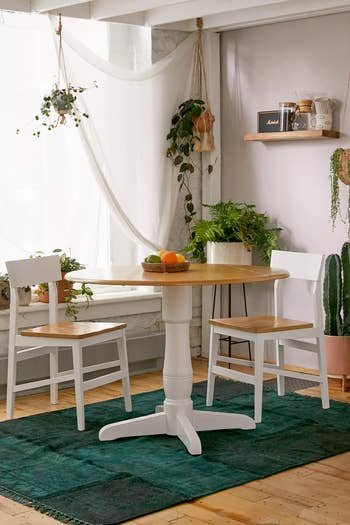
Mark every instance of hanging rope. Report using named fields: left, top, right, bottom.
left=191, top=17, right=215, bottom=153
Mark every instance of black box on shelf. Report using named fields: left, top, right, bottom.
left=257, top=111, right=280, bottom=132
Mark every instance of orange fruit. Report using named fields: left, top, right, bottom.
left=161, top=251, right=178, bottom=264
left=176, top=253, right=186, bottom=263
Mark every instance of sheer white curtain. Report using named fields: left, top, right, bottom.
left=0, top=12, right=194, bottom=272
left=58, top=19, right=195, bottom=263
left=0, top=13, right=112, bottom=272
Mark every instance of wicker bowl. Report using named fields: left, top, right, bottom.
left=142, top=261, right=190, bottom=273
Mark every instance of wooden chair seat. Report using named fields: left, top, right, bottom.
left=21, top=321, right=127, bottom=339
left=209, top=315, right=313, bottom=333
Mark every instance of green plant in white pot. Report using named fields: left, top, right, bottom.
left=0, top=274, right=10, bottom=310
left=0, top=273, right=32, bottom=308
left=323, top=242, right=350, bottom=391
left=182, top=201, right=280, bottom=264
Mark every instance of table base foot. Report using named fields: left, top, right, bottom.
left=99, top=412, right=167, bottom=441
left=177, top=414, right=202, bottom=455
left=193, top=410, right=256, bottom=431
left=99, top=406, right=256, bottom=454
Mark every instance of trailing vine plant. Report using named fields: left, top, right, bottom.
left=330, top=147, right=350, bottom=235
left=166, top=98, right=213, bottom=231
left=16, top=14, right=97, bottom=138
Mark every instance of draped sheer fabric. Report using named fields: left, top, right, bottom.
left=53, top=16, right=195, bottom=260
left=0, top=12, right=195, bottom=270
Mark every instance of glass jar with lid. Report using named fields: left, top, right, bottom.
left=279, top=102, right=296, bottom=131
left=292, top=99, right=315, bottom=131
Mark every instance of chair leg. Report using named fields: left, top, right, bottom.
left=6, top=346, right=17, bottom=420
left=206, top=327, right=219, bottom=406
left=318, top=336, right=330, bottom=409
left=276, top=341, right=285, bottom=396
left=254, top=340, right=264, bottom=423
left=118, top=331, right=132, bottom=412
left=49, top=348, right=59, bottom=405
left=72, top=343, right=85, bottom=431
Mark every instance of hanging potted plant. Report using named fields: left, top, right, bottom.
left=167, top=98, right=214, bottom=229
left=33, top=249, right=93, bottom=320
left=182, top=201, right=280, bottom=264
left=16, top=15, right=97, bottom=138
left=166, top=18, right=215, bottom=233
left=323, top=242, right=350, bottom=392
left=330, top=148, right=350, bottom=233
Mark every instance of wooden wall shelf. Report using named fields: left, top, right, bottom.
left=244, top=130, right=340, bottom=142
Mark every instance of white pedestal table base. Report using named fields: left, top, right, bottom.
left=99, top=285, right=255, bottom=454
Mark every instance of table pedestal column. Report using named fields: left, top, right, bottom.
left=99, top=285, right=255, bottom=454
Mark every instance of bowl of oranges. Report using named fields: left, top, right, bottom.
left=142, top=250, right=190, bottom=273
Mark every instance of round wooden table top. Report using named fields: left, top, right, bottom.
left=66, top=263, right=289, bottom=287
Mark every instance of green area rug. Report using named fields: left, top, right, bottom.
left=0, top=378, right=349, bottom=525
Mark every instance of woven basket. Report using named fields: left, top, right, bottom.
left=142, top=261, right=190, bottom=273
left=339, top=149, right=350, bottom=185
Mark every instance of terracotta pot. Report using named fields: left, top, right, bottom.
left=193, top=109, right=215, bottom=134
left=38, top=273, right=73, bottom=304
left=0, top=282, right=10, bottom=310
left=325, top=335, right=350, bottom=375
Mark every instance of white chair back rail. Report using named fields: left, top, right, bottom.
left=271, top=250, right=324, bottom=281
left=6, top=256, right=60, bottom=328
left=272, top=250, right=324, bottom=329
left=6, top=255, right=61, bottom=288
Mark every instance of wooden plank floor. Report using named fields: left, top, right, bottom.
left=0, top=358, right=349, bottom=525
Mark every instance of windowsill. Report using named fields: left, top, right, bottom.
left=0, top=290, right=162, bottom=331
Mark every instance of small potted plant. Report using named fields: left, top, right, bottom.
left=0, top=273, right=32, bottom=307
left=182, top=201, right=280, bottom=264
left=0, top=274, right=10, bottom=310
left=323, top=241, right=350, bottom=391
left=30, top=83, right=95, bottom=138
left=34, top=249, right=93, bottom=320
left=16, top=14, right=97, bottom=138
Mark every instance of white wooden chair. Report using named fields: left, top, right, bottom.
left=206, top=250, right=329, bottom=423
left=6, top=255, right=132, bottom=430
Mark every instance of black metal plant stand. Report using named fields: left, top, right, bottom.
left=212, top=284, right=252, bottom=363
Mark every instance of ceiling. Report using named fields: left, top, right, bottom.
left=2, top=0, right=350, bottom=31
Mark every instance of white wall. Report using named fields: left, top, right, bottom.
left=221, top=13, right=349, bottom=367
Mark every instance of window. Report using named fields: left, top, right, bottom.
left=0, top=12, right=152, bottom=290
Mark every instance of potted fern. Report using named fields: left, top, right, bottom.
left=182, top=201, right=280, bottom=264
left=323, top=242, right=350, bottom=391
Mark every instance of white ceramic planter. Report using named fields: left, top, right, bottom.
left=206, top=242, right=252, bottom=265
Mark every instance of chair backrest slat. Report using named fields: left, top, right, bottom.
left=6, top=256, right=61, bottom=288
left=271, top=250, right=325, bottom=330
left=271, top=250, right=324, bottom=281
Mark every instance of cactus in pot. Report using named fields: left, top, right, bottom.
left=341, top=242, right=350, bottom=336
left=323, top=242, right=350, bottom=390
left=323, top=254, right=342, bottom=336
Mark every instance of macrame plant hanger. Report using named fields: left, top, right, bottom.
left=54, top=14, right=71, bottom=124
left=191, top=17, right=215, bottom=153
left=338, top=73, right=350, bottom=185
